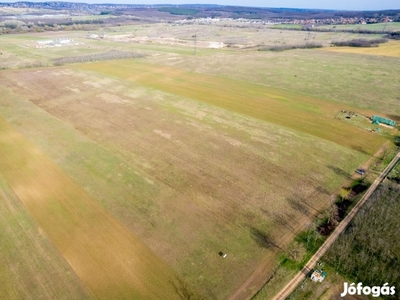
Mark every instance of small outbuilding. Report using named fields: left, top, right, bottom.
left=87, top=34, right=99, bottom=39
left=37, top=40, right=54, bottom=45
left=57, top=38, right=71, bottom=44
left=310, top=269, right=327, bottom=282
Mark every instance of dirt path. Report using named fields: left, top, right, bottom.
left=227, top=254, right=277, bottom=300
left=270, top=151, right=400, bottom=300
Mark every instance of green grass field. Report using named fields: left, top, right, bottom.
left=80, top=60, right=386, bottom=154
left=144, top=47, right=400, bottom=116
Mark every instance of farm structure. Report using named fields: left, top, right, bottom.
left=371, top=115, right=396, bottom=127
left=35, top=38, right=78, bottom=48
left=36, top=39, right=53, bottom=46
left=310, top=270, right=327, bottom=283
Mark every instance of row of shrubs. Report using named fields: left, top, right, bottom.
left=53, top=51, right=144, bottom=65
left=387, top=32, right=400, bottom=40
left=259, top=42, right=323, bottom=52
left=259, top=37, right=391, bottom=52
left=331, top=38, right=388, bottom=47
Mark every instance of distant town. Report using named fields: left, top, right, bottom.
left=1, top=1, right=399, bottom=26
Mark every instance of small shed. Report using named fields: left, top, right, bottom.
left=57, top=38, right=71, bottom=44
left=310, top=269, right=327, bottom=282
left=87, top=34, right=99, bottom=39
left=371, top=115, right=396, bottom=127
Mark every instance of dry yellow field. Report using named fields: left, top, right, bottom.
left=322, top=40, right=400, bottom=57
left=0, top=118, right=183, bottom=300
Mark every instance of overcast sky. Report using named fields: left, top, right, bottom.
left=17, top=0, right=397, bottom=11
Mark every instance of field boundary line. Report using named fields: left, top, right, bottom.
left=270, top=151, right=400, bottom=300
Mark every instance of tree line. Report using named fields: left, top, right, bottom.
left=331, top=38, right=388, bottom=47
left=53, top=51, right=144, bottom=65
left=324, top=181, right=400, bottom=300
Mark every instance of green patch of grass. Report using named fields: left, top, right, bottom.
left=79, top=60, right=386, bottom=155
left=157, top=46, right=400, bottom=116
left=350, top=178, right=365, bottom=188
left=279, top=255, right=300, bottom=271
left=295, top=229, right=326, bottom=259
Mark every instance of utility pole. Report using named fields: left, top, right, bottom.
left=306, top=31, right=311, bottom=45
left=193, top=34, right=197, bottom=55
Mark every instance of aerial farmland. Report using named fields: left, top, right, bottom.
left=0, top=2, right=399, bottom=300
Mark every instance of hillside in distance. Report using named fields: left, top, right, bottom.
left=1, top=1, right=400, bottom=21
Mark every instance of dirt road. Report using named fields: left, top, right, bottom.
left=271, top=151, right=400, bottom=300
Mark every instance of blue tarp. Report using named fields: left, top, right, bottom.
left=371, top=115, right=396, bottom=127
